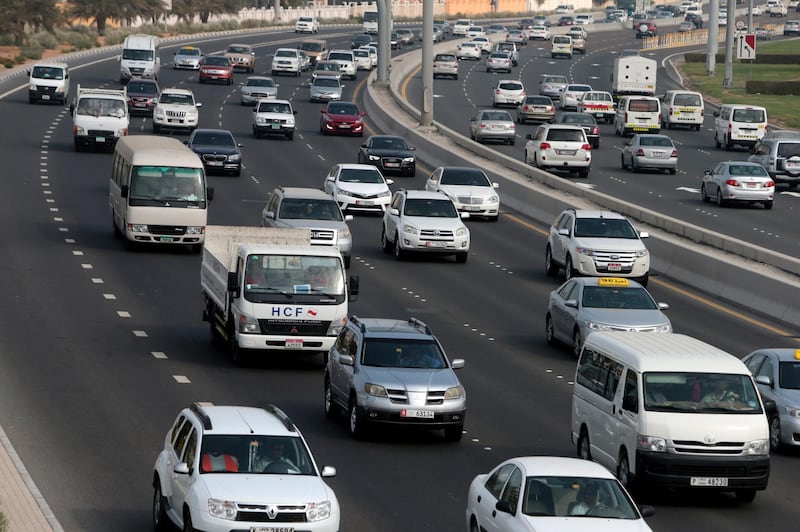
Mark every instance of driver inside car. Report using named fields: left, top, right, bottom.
left=255, top=441, right=299, bottom=473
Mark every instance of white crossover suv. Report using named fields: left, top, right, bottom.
left=152, top=87, right=202, bottom=133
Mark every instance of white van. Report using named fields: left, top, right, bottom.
left=551, top=35, right=573, bottom=59
left=28, top=62, right=69, bottom=104
left=614, top=95, right=661, bottom=136
left=120, top=34, right=160, bottom=84
left=713, top=104, right=768, bottom=150
left=109, top=135, right=213, bottom=251
left=571, top=332, right=770, bottom=503
left=660, top=90, right=704, bottom=130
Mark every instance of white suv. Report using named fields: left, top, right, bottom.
left=271, top=48, right=304, bottom=77
left=252, top=98, right=296, bottom=140
left=152, top=87, right=202, bottom=133
left=152, top=403, right=340, bottom=532
left=545, top=209, right=651, bottom=285
left=524, top=123, right=592, bottom=177
left=295, top=16, right=320, bottom=33
left=381, top=189, right=470, bottom=263
left=327, top=50, right=357, bottom=80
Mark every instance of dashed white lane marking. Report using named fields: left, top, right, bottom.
left=133, top=330, right=148, bottom=337
left=64, top=239, right=74, bottom=244
left=152, top=352, right=168, bottom=359
left=91, top=278, right=103, bottom=284
left=103, top=294, right=116, bottom=300
left=72, top=250, right=84, bottom=256
left=49, top=208, right=59, bottom=212
left=117, top=311, right=131, bottom=318
left=173, top=375, right=191, bottom=384
left=80, top=264, right=93, bottom=269
left=58, top=227, right=68, bottom=232
left=53, top=217, right=63, bottom=222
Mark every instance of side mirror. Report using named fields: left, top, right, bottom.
left=495, top=500, right=514, bottom=514
left=263, top=210, right=276, bottom=220
left=470, top=117, right=476, bottom=122
left=337, top=353, right=355, bottom=366
left=525, top=133, right=533, bottom=139
left=173, top=462, right=190, bottom=475
left=657, top=302, right=670, bottom=310
left=237, top=143, right=243, bottom=148
left=451, top=358, right=465, bottom=369
left=409, top=146, right=416, bottom=151
left=120, top=184, right=129, bottom=198
left=386, top=179, right=394, bottom=186
left=639, top=505, right=656, bottom=518
left=389, top=207, right=400, bottom=216
left=639, top=231, right=650, bottom=238
left=326, top=176, right=335, bottom=182
left=704, top=169, right=711, bottom=175
left=293, top=110, right=298, bottom=115
left=460, top=212, right=470, bottom=219
left=492, top=182, right=499, bottom=188
left=195, top=102, right=203, bottom=108
left=755, top=374, right=773, bottom=388
left=348, top=275, right=359, bottom=300
left=713, top=111, right=720, bottom=117
left=320, top=108, right=326, bottom=113
left=226, top=271, right=239, bottom=294
left=360, top=111, right=367, bottom=116
left=558, top=227, right=570, bottom=236
left=361, top=143, right=368, bottom=148
left=344, top=214, right=354, bottom=222
left=320, top=465, right=336, bottom=478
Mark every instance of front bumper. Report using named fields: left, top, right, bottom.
left=574, top=255, right=649, bottom=277
left=199, top=72, right=232, bottom=83
left=635, top=450, right=770, bottom=491
left=399, top=234, right=470, bottom=254
left=453, top=200, right=499, bottom=217
left=357, top=398, right=466, bottom=429
left=29, top=88, right=66, bottom=103
left=322, top=121, right=364, bottom=135
left=154, top=116, right=198, bottom=130
left=237, top=332, right=336, bottom=352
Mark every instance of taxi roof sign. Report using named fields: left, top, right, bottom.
left=597, top=277, right=630, bottom=287
left=795, top=349, right=800, bottom=360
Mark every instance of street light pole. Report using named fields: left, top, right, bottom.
left=420, top=0, right=433, bottom=126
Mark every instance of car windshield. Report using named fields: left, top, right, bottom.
left=191, top=131, right=235, bottom=147
left=440, top=169, right=490, bottom=186
left=727, top=164, right=769, bottom=176
left=198, top=435, right=315, bottom=475
left=327, top=103, right=359, bottom=115
left=574, top=218, right=637, bottom=238
left=301, top=42, right=321, bottom=51
left=204, top=56, right=229, bottom=66
left=546, top=128, right=585, bottom=142
left=780, top=360, right=800, bottom=389
left=278, top=199, right=344, bottom=221
left=258, top=101, right=291, bottom=114
left=299, top=17, right=313, bottom=22
left=526, top=96, right=552, bottom=105
left=481, top=111, right=512, bottom=121
left=76, top=97, right=126, bottom=117
left=227, top=46, right=250, bottom=54
left=244, top=255, right=344, bottom=298
left=522, top=476, right=639, bottom=518
left=490, top=53, right=509, bottom=59
left=276, top=50, right=297, bottom=58
left=643, top=372, right=763, bottom=413
left=160, top=93, right=194, bottom=105
left=732, top=108, right=765, bottom=122
left=628, top=99, right=658, bottom=112
left=328, top=53, right=352, bottom=61
left=371, top=137, right=408, bottom=150
left=339, top=168, right=384, bottom=183
left=362, top=339, right=447, bottom=369
left=638, top=136, right=674, bottom=147
left=129, top=166, right=205, bottom=203
left=127, top=81, right=157, bottom=94
left=313, top=78, right=340, bottom=87
left=354, top=50, right=369, bottom=57
left=31, top=66, right=64, bottom=79
left=673, top=93, right=701, bottom=106
left=581, top=286, right=658, bottom=309
left=568, top=85, right=592, bottom=92
left=177, top=48, right=200, bottom=56
left=404, top=198, right=458, bottom=217
left=246, top=78, right=274, bottom=87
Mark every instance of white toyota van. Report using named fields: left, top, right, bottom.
left=571, top=332, right=770, bottom=503
left=660, top=90, right=704, bottom=130
left=713, top=104, right=768, bottom=150
left=614, top=96, right=661, bottom=136
left=28, top=62, right=69, bottom=104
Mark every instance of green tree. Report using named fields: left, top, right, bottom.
left=0, top=0, right=62, bottom=45
left=172, top=0, right=241, bottom=24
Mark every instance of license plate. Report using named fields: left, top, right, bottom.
left=168, top=119, right=177, bottom=123
left=608, top=263, right=622, bottom=271
left=557, top=149, right=576, bottom=156
left=42, top=95, right=50, bottom=100
left=95, top=137, right=106, bottom=143
left=355, top=199, right=374, bottom=205
left=160, top=236, right=174, bottom=243
left=271, top=124, right=281, bottom=129
left=746, top=182, right=759, bottom=188
left=690, top=477, right=728, bottom=487
left=251, top=528, right=294, bottom=532
left=285, top=339, right=304, bottom=349
left=652, top=152, right=665, bottom=158
left=339, top=124, right=351, bottom=128
left=595, top=112, right=604, bottom=117
left=402, top=409, right=434, bottom=418
left=134, top=102, right=146, bottom=107
left=787, top=162, right=800, bottom=169
left=208, top=161, right=223, bottom=166
left=384, top=162, right=400, bottom=167
left=426, top=241, right=446, bottom=248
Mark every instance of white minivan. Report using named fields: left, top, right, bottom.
left=660, top=90, right=704, bottom=130
left=614, top=95, right=661, bottom=136
left=571, top=332, right=770, bottom=503
left=28, top=62, right=69, bottom=104
left=713, top=104, right=768, bottom=150
left=551, top=35, right=573, bottom=59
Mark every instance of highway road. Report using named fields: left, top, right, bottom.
left=0, top=22, right=798, bottom=532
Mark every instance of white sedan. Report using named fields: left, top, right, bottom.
left=456, top=42, right=482, bottom=60
left=466, top=456, right=655, bottom=532
left=323, top=163, right=393, bottom=213
left=530, top=25, right=550, bottom=39
left=425, top=166, right=500, bottom=221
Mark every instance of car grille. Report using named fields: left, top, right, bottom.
left=420, top=229, right=454, bottom=238
left=264, top=118, right=287, bottom=124
left=257, top=320, right=331, bottom=335
left=606, top=325, right=663, bottom=332
left=130, top=97, right=152, bottom=104
left=456, top=196, right=484, bottom=205
left=129, top=67, right=145, bottom=75
left=38, top=86, right=57, bottom=94
left=88, top=130, right=114, bottom=137
left=236, top=504, right=308, bottom=523
left=247, top=91, right=272, bottom=98
left=349, top=191, right=381, bottom=200
left=592, top=251, right=637, bottom=263
left=386, top=389, right=447, bottom=405
left=380, top=157, right=403, bottom=167
left=309, top=229, right=335, bottom=243
left=202, top=154, right=228, bottom=162
left=672, top=441, right=747, bottom=455
left=166, top=110, right=186, bottom=118
left=149, top=225, right=187, bottom=236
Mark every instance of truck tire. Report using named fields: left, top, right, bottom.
left=228, top=321, right=248, bottom=365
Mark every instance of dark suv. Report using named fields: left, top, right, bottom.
left=324, top=316, right=467, bottom=440
left=126, top=78, right=160, bottom=116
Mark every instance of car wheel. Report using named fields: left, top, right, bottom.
left=735, top=489, right=757, bottom=504
left=286, top=132, right=294, bottom=140
left=669, top=167, right=676, bottom=175
left=593, top=139, right=599, bottom=149
left=716, top=189, right=726, bottom=207
left=182, top=509, right=193, bottom=532
left=349, top=397, right=367, bottom=439
left=455, top=252, right=468, bottom=263
left=638, top=273, right=649, bottom=287
left=621, top=154, right=627, bottom=170
left=444, top=424, right=464, bottom=442
left=701, top=183, right=710, bottom=202
left=577, top=427, right=591, bottom=460
left=578, top=168, right=589, bottom=178
left=393, top=234, right=405, bottom=260
left=324, top=377, right=339, bottom=419
left=769, top=414, right=782, bottom=451
left=153, top=123, right=160, bottom=134
left=632, top=158, right=639, bottom=172
left=545, top=314, right=557, bottom=345
left=572, top=328, right=582, bottom=358
left=565, top=255, right=576, bottom=281
left=764, top=200, right=774, bottom=210
left=545, top=245, right=559, bottom=276
left=725, top=134, right=733, bottom=151
left=714, top=132, right=721, bottom=149
left=694, top=124, right=701, bottom=131
left=153, top=482, right=169, bottom=532
left=509, top=138, right=515, bottom=146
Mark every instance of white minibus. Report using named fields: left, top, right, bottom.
left=109, top=136, right=213, bottom=251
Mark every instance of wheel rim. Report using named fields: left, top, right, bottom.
left=565, top=257, right=573, bottom=280
left=770, top=416, right=781, bottom=449
left=546, top=316, right=554, bottom=343
left=573, top=330, right=582, bottom=358
left=349, top=403, right=358, bottom=433
left=153, top=486, right=162, bottom=526
left=545, top=248, right=552, bottom=272
left=618, top=455, right=630, bottom=486
left=393, top=235, right=402, bottom=258
left=716, top=190, right=723, bottom=206
left=324, top=382, right=332, bottom=414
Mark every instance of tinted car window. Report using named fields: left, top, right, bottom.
left=673, top=93, right=701, bottom=106
left=732, top=108, right=766, bottom=122
left=628, top=99, right=659, bottom=112
left=546, top=128, right=584, bottom=142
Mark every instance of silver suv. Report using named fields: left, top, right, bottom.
left=261, top=187, right=354, bottom=267
left=545, top=209, right=651, bottom=285
left=324, top=316, right=466, bottom=441
left=747, top=138, right=800, bottom=186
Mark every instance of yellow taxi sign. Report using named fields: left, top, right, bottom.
left=598, top=277, right=630, bottom=287
left=180, top=46, right=196, bottom=50
left=795, top=349, right=800, bottom=360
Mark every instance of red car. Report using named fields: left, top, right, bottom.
left=558, top=16, right=575, bottom=26
left=199, top=55, right=234, bottom=85
left=634, top=21, right=658, bottom=38
left=319, top=101, right=366, bottom=136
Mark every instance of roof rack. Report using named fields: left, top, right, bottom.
left=265, top=404, right=296, bottom=432
left=348, top=315, right=367, bottom=332
left=408, top=317, right=432, bottom=335
left=190, top=402, right=213, bottom=430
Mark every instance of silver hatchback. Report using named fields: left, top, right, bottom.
left=239, top=76, right=278, bottom=105
left=469, top=109, right=516, bottom=144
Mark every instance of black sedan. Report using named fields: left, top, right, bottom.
left=351, top=34, right=373, bottom=49
left=185, top=128, right=243, bottom=176
left=357, top=135, right=416, bottom=177
left=554, top=112, right=600, bottom=148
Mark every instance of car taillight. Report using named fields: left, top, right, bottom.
left=540, top=142, right=551, bottom=149
left=547, top=106, right=553, bottom=111
left=658, top=113, right=662, bottom=122
left=725, top=179, right=740, bottom=187
left=521, top=91, right=526, bottom=97
left=496, top=90, right=502, bottom=94
left=636, top=148, right=645, bottom=156
left=671, top=149, right=678, bottom=157
left=765, top=180, right=775, bottom=187
left=669, top=106, right=675, bottom=116
left=701, top=108, right=705, bottom=117
left=581, top=144, right=592, bottom=151
left=591, top=127, right=599, bottom=134
left=480, top=123, right=487, bottom=128
left=523, top=105, right=530, bottom=111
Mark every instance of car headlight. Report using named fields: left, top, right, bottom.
left=287, top=118, right=295, bottom=126
left=30, top=84, right=37, bottom=90
left=377, top=190, right=391, bottom=198
left=455, top=227, right=468, bottom=237
left=655, top=323, right=672, bottom=333
left=636, top=435, right=666, bottom=452
left=368, top=155, right=381, bottom=161
left=74, top=125, right=86, bottom=135
left=208, top=498, right=237, bottom=520
left=228, top=154, right=241, bottom=162
left=306, top=500, right=332, bottom=522
left=444, top=385, right=463, bottom=399
left=743, top=439, right=769, bottom=455
left=583, top=320, right=613, bottom=331
left=117, top=128, right=128, bottom=137
left=402, top=224, right=418, bottom=235
left=129, top=224, right=148, bottom=232
left=402, top=157, right=415, bottom=163
left=340, top=227, right=351, bottom=239
left=787, top=406, right=800, bottom=418
left=187, top=110, right=198, bottom=119
left=575, top=246, right=595, bottom=256
left=238, top=313, right=260, bottom=334
left=186, top=226, right=205, bottom=234
left=337, top=189, right=353, bottom=197
left=154, top=108, right=165, bottom=118
left=487, top=195, right=499, bottom=203
left=635, top=249, right=649, bottom=258
left=257, top=117, right=267, bottom=124
left=364, top=382, right=388, bottom=397
left=327, top=317, right=345, bottom=336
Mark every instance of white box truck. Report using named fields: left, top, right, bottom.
left=201, top=226, right=359, bottom=364
left=70, top=84, right=129, bottom=152
left=611, top=55, right=657, bottom=100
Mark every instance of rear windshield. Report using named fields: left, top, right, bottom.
left=546, top=128, right=585, bottom=142
left=300, top=42, right=322, bottom=51
left=639, top=136, right=674, bottom=147
left=628, top=99, right=659, bottom=112
left=553, top=36, right=571, bottom=44
left=777, top=142, right=800, bottom=157
left=732, top=108, right=766, bottom=123
left=435, top=54, right=456, bottom=61
left=673, top=93, right=702, bottom=106
left=499, top=82, right=523, bottom=90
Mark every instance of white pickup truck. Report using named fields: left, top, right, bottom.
left=201, top=226, right=359, bottom=364
left=70, top=84, right=128, bottom=152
